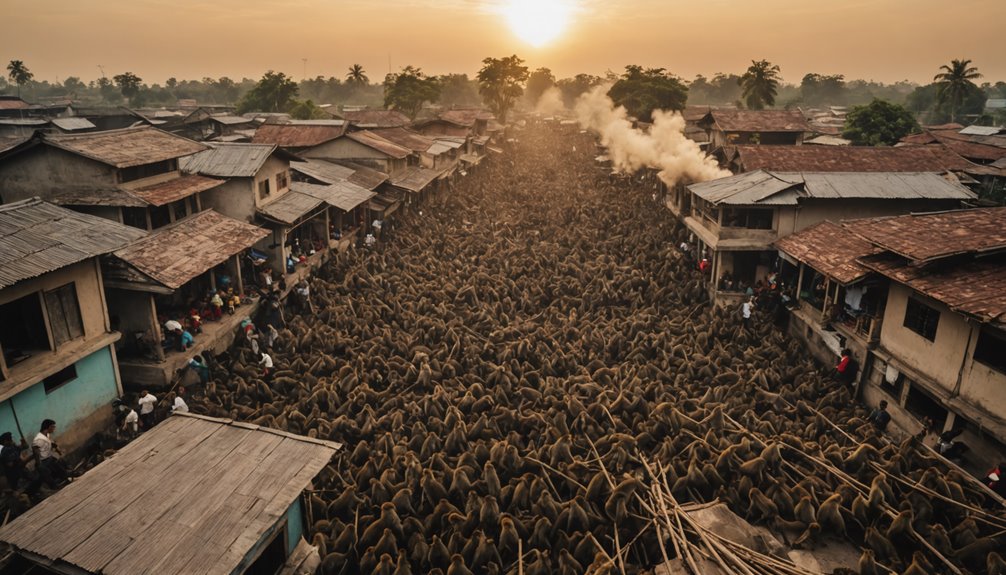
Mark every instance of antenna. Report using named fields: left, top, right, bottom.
left=97, top=64, right=106, bottom=79
left=302, top=58, right=307, bottom=80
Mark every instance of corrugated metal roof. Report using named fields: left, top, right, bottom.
left=440, top=109, right=493, bottom=126
left=371, top=127, right=435, bottom=154
left=129, top=174, right=225, bottom=206
left=344, top=131, right=411, bottom=159
left=689, top=170, right=975, bottom=206
left=389, top=165, right=443, bottom=192
left=44, top=126, right=206, bottom=168
left=50, top=117, right=97, bottom=131
left=702, top=109, right=812, bottom=133
left=257, top=191, right=324, bottom=225
left=0, top=118, right=47, bottom=126
left=291, top=181, right=376, bottom=212
left=427, top=141, right=455, bottom=155
left=252, top=124, right=345, bottom=148
left=959, top=125, right=1004, bottom=136
left=843, top=207, right=1006, bottom=264
left=209, top=115, right=254, bottom=126
left=113, top=210, right=268, bottom=289
left=341, top=109, right=411, bottom=128
left=49, top=187, right=148, bottom=208
left=0, top=198, right=146, bottom=289
left=0, top=413, right=339, bottom=575
left=774, top=221, right=880, bottom=285
left=179, top=143, right=278, bottom=178
left=729, top=144, right=988, bottom=173
left=290, top=158, right=356, bottom=184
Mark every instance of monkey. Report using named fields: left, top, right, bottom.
left=372, top=553, right=395, bottom=575
left=446, top=553, right=473, bottom=575
left=604, top=476, right=641, bottom=523
left=794, top=496, right=816, bottom=527
left=902, top=551, right=933, bottom=575
left=857, top=548, right=878, bottom=575
left=988, top=552, right=1006, bottom=575
left=747, top=487, right=779, bottom=523
left=791, top=522, right=820, bottom=549
left=816, top=492, right=845, bottom=536
left=865, top=527, right=899, bottom=565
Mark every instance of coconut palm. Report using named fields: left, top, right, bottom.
left=933, top=59, right=982, bottom=123
left=6, top=60, right=34, bottom=98
left=346, top=64, right=369, bottom=87
left=739, top=60, right=781, bottom=110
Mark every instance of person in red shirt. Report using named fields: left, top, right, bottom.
left=835, top=349, right=857, bottom=386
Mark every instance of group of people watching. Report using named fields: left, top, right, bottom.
left=0, top=419, right=75, bottom=496
left=115, top=388, right=189, bottom=439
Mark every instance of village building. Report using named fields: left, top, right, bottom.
left=0, top=126, right=221, bottom=231
left=682, top=170, right=976, bottom=306
left=0, top=413, right=341, bottom=575
left=775, top=208, right=1006, bottom=467
left=299, top=130, right=411, bottom=176
left=251, top=122, right=346, bottom=155
left=54, top=105, right=152, bottom=131
left=290, top=158, right=397, bottom=234
left=698, top=109, right=812, bottom=150
left=160, top=108, right=256, bottom=142
left=102, top=210, right=268, bottom=388
left=0, top=198, right=146, bottom=454
left=339, top=108, right=411, bottom=130
left=899, top=123, right=1006, bottom=165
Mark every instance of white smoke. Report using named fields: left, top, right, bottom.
left=574, top=85, right=729, bottom=187
left=534, top=86, right=566, bottom=116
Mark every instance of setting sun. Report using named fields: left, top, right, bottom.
left=503, top=0, right=574, bottom=47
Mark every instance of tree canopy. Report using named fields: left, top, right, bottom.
left=6, top=60, right=34, bottom=98
left=477, top=55, right=529, bottom=123
left=556, top=74, right=602, bottom=108
left=800, top=73, right=846, bottom=107
left=113, top=72, right=143, bottom=105
left=934, top=59, right=983, bottom=122
left=740, top=60, right=781, bottom=110
left=688, top=73, right=742, bottom=106
left=842, top=99, right=919, bottom=146
left=438, top=74, right=481, bottom=108
left=383, top=66, right=440, bottom=119
left=346, top=64, right=369, bottom=86
left=236, top=71, right=299, bottom=114
left=607, top=65, right=688, bottom=122
left=289, top=99, right=329, bottom=120
left=525, top=67, right=556, bottom=105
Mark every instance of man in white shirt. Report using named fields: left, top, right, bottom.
left=32, top=419, right=69, bottom=488
left=137, top=390, right=157, bottom=430
left=122, top=408, right=139, bottom=438
left=172, top=386, right=189, bottom=414
left=742, top=297, right=755, bottom=329
left=259, top=352, right=273, bottom=379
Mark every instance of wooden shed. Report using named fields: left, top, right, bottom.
left=0, top=413, right=341, bottom=575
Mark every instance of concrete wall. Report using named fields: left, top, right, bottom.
left=879, top=284, right=971, bottom=394
left=0, top=147, right=115, bottom=204
left=960, top=354, right=1006, bottom=419
left=255, top=156, right=291, bottom=210
left=106, top=289, right=157, bottom=350
left=201, top=179, right=256, bottom=223
left=0, top=345, right=119, bottom=454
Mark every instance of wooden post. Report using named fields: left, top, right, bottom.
left=150, top=294, right=165, bottom=361
left=233, top=254, right=244, bottom=296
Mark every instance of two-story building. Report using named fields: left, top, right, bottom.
left=0, top=126, right=221, bottom=231
left=698, top=109, right=811, bottom=150
left=683, top=170, right=976, bottom=306
left=0, top=198, right=145, bottom=454
left=777, top=208, right=1006, bottom=467
left=299, top=130, right=411, bottom=177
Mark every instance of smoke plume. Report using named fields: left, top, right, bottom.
left=574, top=85, right=729, bottom=187
left=534, top=86, right=566, bottom=116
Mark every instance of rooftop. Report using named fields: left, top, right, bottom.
left=291, top=180, right=376, bottom=212
left=688, top=170, right=975, bottom=206
left=0, top=198, right=146, bottom=289
left=371, top=127, right=436, bottom=154
left=129, top=173, right=225, bottom=206
left=726, top=144, right=988, bottom=174
left=440, top=109, right=494, bottom=127
left=43, top=126, right=206, bottom=168
left=257, top=190, right=325, bottom=226
left=0, top=413, right=339, bottom=575
left=252, top=123, right=345, bottom=148
left=50, top=117, right=97, bottom=132
left=112, top=210, right=268, bottom=289
left=344, top=130, right=411, bottom=159
left=774, top=221, right=880, bottom=285
left=842, top=207, right=1006, bottom=264
left=389, top=165, right=444, bottom=193
left=701, top=109, right=812, bottom=133
left=180, top=143, right=289, bottom=178
left=341, top=109, right=411, bottom=129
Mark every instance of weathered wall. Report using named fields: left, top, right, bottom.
left=0, top=147, right=115, bottom=204
left=255, top=156, right=291, bottom=209
left=0, top=260, right=109, bottom=343
left=0, top=345, right=119, bottom=454
left=958, top=334, right=1006, bottom=419
left=201, top=179, right=256, bottom=223
left=106, top=288, right=156, bottom=347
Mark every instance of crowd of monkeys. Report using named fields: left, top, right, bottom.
left=187, top=123, right=1004, bottom=574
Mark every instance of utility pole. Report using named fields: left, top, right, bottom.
left=302, top=58, right=307, bottom=80
left=97, top=64, right=106, bottom=79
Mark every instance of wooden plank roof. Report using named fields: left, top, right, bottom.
left=257, top=190, right=324, bottom=225
left=0, top=414, right=339, bottom=575
left=44, top=126, right=207, bottom=168
left=252, top=124, right=345, bottom=148
left=113, top=210, right=268, bottom=289
left=0, top=198, right=146, bottom=289
left=129, top=174, right=225, bottom=206
left=702, top=109, right=811, bottom=133
left=344, top=130, right=411, bottom=159
left=179, top=143, right=279, bottom=178
left=774, top=221, right=881, bottom=285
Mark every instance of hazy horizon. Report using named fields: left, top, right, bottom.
left=6, top=0, right=1005, bottom=87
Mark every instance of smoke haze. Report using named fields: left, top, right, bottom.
left=533, top=87, right=567, bottom=116
left=574, top=85, right=729, bottom=187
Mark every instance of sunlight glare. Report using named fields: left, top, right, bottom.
left=503, top=0, right=574, bottom=47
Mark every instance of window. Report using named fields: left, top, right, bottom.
left=118, top=159, right=177, bottom=183
left=122, top=207, right=148, bottom=230
left=276, top=170, right=288, bottom=191
left=0, top=292, right=50, bottom=354
left=172, top=199, right=188, bottom=222
left=44, top=283, right=84, bottom=347
left=903, top=296, right=940, bottom=341
left=722, top=208, right=773, bottom=230
left=974, top=327, right=1006, bottom=375
left=258, top=178, right=271, bottom=200
left=43, top=364, right=77, bottom=393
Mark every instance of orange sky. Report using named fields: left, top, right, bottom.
left=5, top=0, right=1005, bottom=86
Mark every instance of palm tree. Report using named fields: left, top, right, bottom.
left=934, top=59, right=982, bottom=123
left=6, top=60, right=34, bottom=98
left=346, top=64, right=369, bottom=87
left=739, top=60, right=781, bottom=110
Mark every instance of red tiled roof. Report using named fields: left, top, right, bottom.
left=774, top=221, right=881, bottom=285
left=729, top=144, right=988, bottom=174
left=129, top=174, right=225, bottom=207
left=703, top=109, right=811, bottom=133
left=843, top=207, right=1006, bottom=264
left=344, top=131, right=411, bottom=159
left=252, top=124, right=345, bottom=148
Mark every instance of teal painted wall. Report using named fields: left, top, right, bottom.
left=0, top=345, right=119, bottom=443
left=286, top=498, right=304, bottom=553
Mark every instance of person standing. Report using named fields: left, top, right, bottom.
left=741, top=297, right=755, bottom=330
left=32, top=420, right=69, bottom=488
left=259, top=352, right=273, bottom=379
left=137, top=390, right=157, bottom=430
left=122, top=407, right=139, bottom=438
left=188, top=355, right=210, bottom=385
left=869, top=400, right=891, bottom=432
left=0, top=432, right=33, bottom=492
left=836, top=349, right=857, bottom=387
left=172, top=387, right=189, bottom=414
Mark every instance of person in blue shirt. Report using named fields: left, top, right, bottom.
left=176, top=328, right=194, bottom=351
